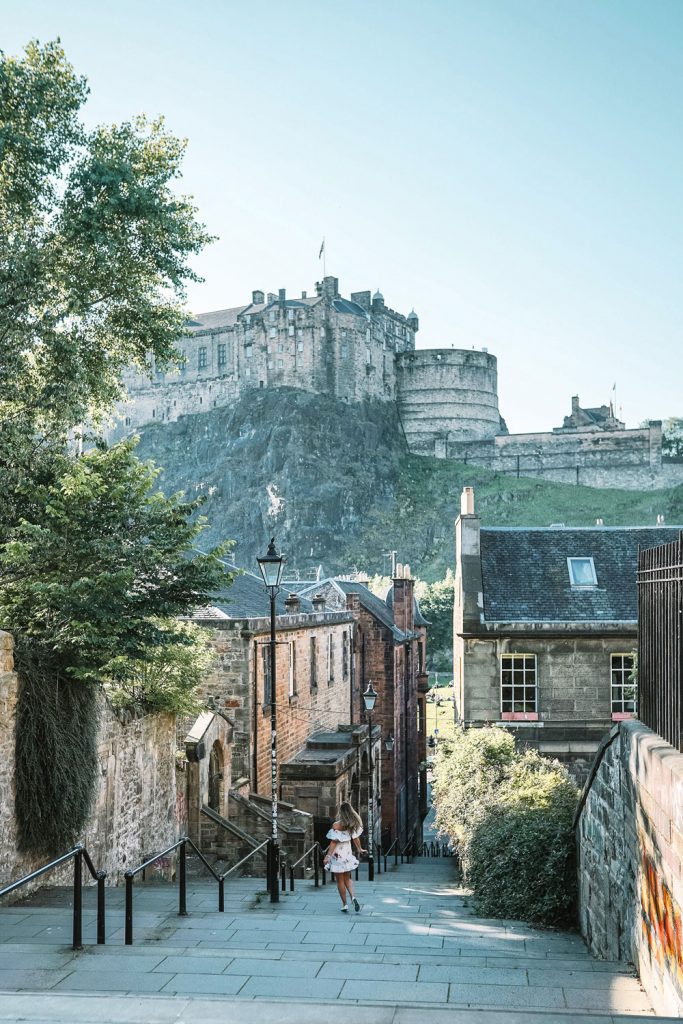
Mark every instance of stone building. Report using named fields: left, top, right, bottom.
left=295, top=570, right=429, bottom=847
left=453, top=486, right=682, bottom=781
left=105, top=274, right=681, bottom=490
left=186, top=568, right=380, bottom=859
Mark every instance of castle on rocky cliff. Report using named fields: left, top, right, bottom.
left=108, top=276, right=681, bottom=492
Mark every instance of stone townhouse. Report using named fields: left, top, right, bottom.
left=186, top=568, right=379, bottom=859
left=453, top=486, right=682, bottom=782
left=296, top=570, right=429, bottom=849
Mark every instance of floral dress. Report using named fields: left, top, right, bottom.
left=325, top=825, right=362, bottom=873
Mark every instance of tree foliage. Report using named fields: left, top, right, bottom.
left=415, top=571, right=454, bottom=668
left=0, top=40, right=229, bottom=854
left=432, top=725, right=579, bottom=926
left=662, top=418, right=683, bottom=462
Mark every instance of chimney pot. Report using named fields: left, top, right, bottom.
left=311, top=593, right=326, bottom=611
left=461, top=486, right=475, bottom=516
left=284, top=592, right=301, bottom=613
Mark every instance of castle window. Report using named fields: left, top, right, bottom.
left=365, top=348, right=372, bottom=364
left=269, top=327, right=276, bottom=339
left=245, top=344, right=253, bottom=360
left=277, top=343, right=284, bottom=353
left=125, top=416, right=131, bottom=426
left=152, top=409, right=155, bottom=418
left=287, top=308, right=295, bottom=321
left=568, top=557, right=597, bottom=588
left=501, top=654, right=537, bottom=720
left=245, top=368, right=251, bottom=378
left=198, top=347, right=208, bottom=369
left=217, top=343, right=226, bottom=366
left=297, top=341, right=304, bottom=352
left=268, top=360, right=274, bottom=370
left=341, top=344, right=348, bottom=359
left=320, top=327, right=325, bottom=339
left=269, top=311, right=277, bottom=323
left=277, top=359, right=283, bottom=369
left=288, top=325, right=295, bottom=337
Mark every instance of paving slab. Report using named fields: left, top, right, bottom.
left=339, top=978, right=449, bottom=1003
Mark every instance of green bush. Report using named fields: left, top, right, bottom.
left=432, top=726, right=579, bottom=926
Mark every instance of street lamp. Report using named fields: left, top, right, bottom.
left=257, top=538, right=285, bottom=903
left=362, top=681, right=378, bottom=882
left=385, top=734, right=394, bottom=752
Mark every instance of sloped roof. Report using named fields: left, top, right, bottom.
left=480, top=527, right=682, bottom=623
left=384, top=585, right=431, bottom=627
left=186, top=307, right=248, bottom=331
left=199, top=566, right=313, bottom=620
left=335, top=581, right=408, bottom=641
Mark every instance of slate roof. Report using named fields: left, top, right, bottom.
left=480, top=527, right=683, bottom=624
left=336, top=581, right=409, bottom=641
left=186, top=306, right=248, bottom=331
left=384, top=585, right=431, bottom=627
left=197, top=566, right=314, bottom=620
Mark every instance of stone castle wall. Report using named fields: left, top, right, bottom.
left=577, top=720, right=683, bottom=1017
left=103, top=276, right=678, bottom=492
left=396, top=349, right=502, bottom=455
left=448, top=422, right=683, bottom=491
left=0, top=632, right=181, bottom=893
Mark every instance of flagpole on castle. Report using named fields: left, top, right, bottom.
left=319, top=237, right=326, bottom=278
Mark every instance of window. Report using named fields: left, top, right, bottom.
left=320, top=326, right=325, bottom=339
left=245, top=367, right=251, bottom=378
left=198, top=347, right=208, bottom=369
left=611, top=654, right=636, bottom=718
left=267, top=360, right=274, bottom=370
left=277, top=343, right=284, bottom=353
left=342, top=631, right=349, bottom=679
left=288, top=325, right=295, bottom=337
left=297, top=341, right=304, bottom=352
left=568, top=557, right=597, bottom=587
left=310, top=637, right=318, bottom=689
left=327, top=634, right=334, bottom=683
left=262, top=645, right=272, bottom=706
left=277, top=359, right=283, bottom=369
left=501, top=654, right=537, bottom=719
left=287, top=308, right=295, bottom=321
left=269, top=310, right=277, bottom=323
left=269, top=327, right=277, bottom=339
left=365, top=348, right=372, bottom=364
left=217, top=343, right=226, bottom=366
left=340, top=344, right=348, bottom=359
left=245, top=344, right=253, bottom=360
left=288, top=641, right=296, bottom=697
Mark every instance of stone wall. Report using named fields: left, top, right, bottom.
left=448, top=422, right=683, bottom=491
left=396, top=349, right=502, bottom=454
left=577, top=719, right=683, bottom=1016
left=0, top=632, right=181, bottom=892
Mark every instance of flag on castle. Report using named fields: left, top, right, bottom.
left=318, top=238, right=325, bottom=259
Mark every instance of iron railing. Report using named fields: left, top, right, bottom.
left=0, top=844, right=105, bottom=950
left=637, top=534, right=683, bottom=751
left=125, top=836, right=227, bottom=945
left=287, top=843, right=328, bottom=892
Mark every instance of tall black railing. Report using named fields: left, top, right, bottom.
left=0, top=844, right=106, bottom=950
left=637, top=533, right=683, bottom=752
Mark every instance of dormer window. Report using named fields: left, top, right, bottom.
left=568, top=557, right=597, bottom=587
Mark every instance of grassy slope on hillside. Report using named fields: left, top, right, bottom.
left=347, top=453, right=683, bottom=581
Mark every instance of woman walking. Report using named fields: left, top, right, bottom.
left=323, top=801, right=367, bottom=912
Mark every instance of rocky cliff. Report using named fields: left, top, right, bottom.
left=134, top=388, right=683, bottom=581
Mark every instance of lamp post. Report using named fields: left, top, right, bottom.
left=362, top=682, right=378, bottom=882
left=257, top=537, right=285, bottom=903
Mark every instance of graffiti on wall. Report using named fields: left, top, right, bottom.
left=641, top=848, right=683, bottom=987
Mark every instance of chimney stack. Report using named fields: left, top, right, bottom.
left=311, top=593, right=326, bottom=612
left=284, top=592, right=301, bottom=614
left=461, top=486, right=475, bottom=516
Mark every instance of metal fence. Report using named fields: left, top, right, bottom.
left=637, top=533, right=683, bottom=752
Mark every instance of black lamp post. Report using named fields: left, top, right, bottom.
left=257, top=537, right=285, bottom=903
left=362, top=681, right=378, bottom=882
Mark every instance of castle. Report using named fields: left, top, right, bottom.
left=109, top=276, right=682, bottom=491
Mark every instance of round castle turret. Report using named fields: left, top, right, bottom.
left=395, top=348, right=503, bottom=457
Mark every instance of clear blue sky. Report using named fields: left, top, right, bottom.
left=5, top=0, right=682, bottom=433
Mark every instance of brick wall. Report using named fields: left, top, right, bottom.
left=577, top=720, right=683, bottom=1017
left=0, top=632, right=180, bottom=891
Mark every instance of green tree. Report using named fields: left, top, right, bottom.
left=662, top=418, right=683, bottom=461
left=415, top=570, right=455, bottom=669
left=0, top=41, right=229, bottom=855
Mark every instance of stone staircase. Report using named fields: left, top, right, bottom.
left=0, top=849, right=666, bottom=1022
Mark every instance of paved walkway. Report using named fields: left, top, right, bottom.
left=0, top=807, right=666, bottom=1021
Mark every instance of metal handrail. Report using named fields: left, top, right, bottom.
left=221, top=838, right=269, bottom=878
left=383, top=837, right=399, bottom=871
left=125, top=835, right=227, bottom=945
left=288, top=842, right=327, bottom=891
left=0, top=843, right=106, bottom=949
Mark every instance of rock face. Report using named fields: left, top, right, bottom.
left=135, top=387, right=403, bottom=575
left=134, top=387, right=683, bottom=581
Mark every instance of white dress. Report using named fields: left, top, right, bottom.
left=326, top=825, right=362, bottom=873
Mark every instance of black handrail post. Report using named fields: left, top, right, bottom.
left=218, top=876, right=225, bottom=913
left=314, top=846, right=319, bottom=888
left=96, top=871, right=106, bottom=945
left=72, top=847, right=83, bottom=951
left=376, top=843, right=381, bottom=875
left=178, top=840, right=187, bottom=917
left=124, top=873, right=133, bottom=945
left=280, top=861, right=286, bottom=893
left=289, top=866, right=294, bottom=892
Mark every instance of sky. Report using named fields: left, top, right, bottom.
left=4, top=0, right=682, bottom=433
